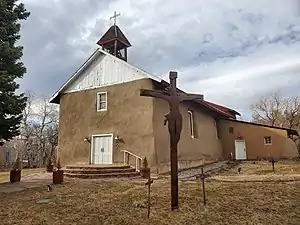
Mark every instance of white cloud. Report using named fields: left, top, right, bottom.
left=179, top=43, right=300, bottom=94
left=176, top=43, right=300, bottom=119
left=19, top=0, right=300, bottom=120
left=112, top=0, right=300, bottom=118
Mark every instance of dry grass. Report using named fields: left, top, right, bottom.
left=0, top=178, right=299, bottom=225
left=212, top=174, right=300, bottom=182
left=0, top=168, right=44, bottom=183
left=224, top=161, right=300, bottom=176
left=0, top=162, right=299, bottom=225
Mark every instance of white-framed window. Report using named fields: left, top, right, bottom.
left=264, top=136, right=272, bottom=145
left=188, top=110, right=195, bottom=138
left=213, top=120, right=219, bottom=139
left=96, top=92, right=107, bottom=111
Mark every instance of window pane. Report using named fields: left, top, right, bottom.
left=264, top=136, right=272, bottom=144
left=188, top=111, right=194, bottom=138
left=99, top=102, right=106, bottom=109
left=99, top=94, right=106, bottom=102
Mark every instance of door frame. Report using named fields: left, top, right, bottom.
left=234, top=139, right=247, bottom=160
left=90, top=133, right=114, bottom=164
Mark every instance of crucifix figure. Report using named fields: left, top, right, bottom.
left=110, top=11, right=121, bottom=25
left=140, top=71, right=203, bottom=210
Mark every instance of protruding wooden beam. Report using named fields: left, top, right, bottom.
left=140, top=89, right=170, bottom=100
left=180, top=94, right=204, bottom=102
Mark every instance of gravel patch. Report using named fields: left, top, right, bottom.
left=178, top=161, right=230, bottom=180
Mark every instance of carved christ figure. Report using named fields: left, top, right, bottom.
left=141, top=72, right=203, bottom=149
left=164, top=94, right=182, bottom=149
left=140, top=71, right=203, bottom=210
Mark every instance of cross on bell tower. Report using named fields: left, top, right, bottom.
left=110, top=11, right=120, bottom=25
left=96, top=11, right=131, bottom=61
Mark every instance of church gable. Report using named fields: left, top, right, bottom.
left=63, top=50, right=151, bottom=94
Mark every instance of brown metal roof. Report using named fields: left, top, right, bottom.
left=204, top=101, right=241, bottom=116
left=97, top=25, right=131, bottom=47
left=160, top=80, right=238, bottom=119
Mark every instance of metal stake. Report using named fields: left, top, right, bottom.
left=145, top=176, right=153, bottom=219
left=268, top=158, right=278, bottom=173
left=198, top=167, right=208, bottom=206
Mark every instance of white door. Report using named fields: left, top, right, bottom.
left=235, top=140, right=247, bottom=160
left=91, top=135, right=113, bottom=164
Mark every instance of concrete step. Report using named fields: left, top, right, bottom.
left=64, top=167, right=136, bottom=174
left=64, top=171, right=140, bottom=179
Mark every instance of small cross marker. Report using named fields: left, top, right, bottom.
left=145, top=176, right=153, bottom=219
left=110, top=11, right=121, bottom=25
left=196, top=167, right=209, bottom=206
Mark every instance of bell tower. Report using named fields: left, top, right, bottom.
left=96, top=11, right=131, bottom=62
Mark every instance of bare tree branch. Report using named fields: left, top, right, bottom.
left=251, top=92, right=300, bottom=154
left=13, top=92, right=59, bottom=167
left=251, top=91, right=286, bottom=127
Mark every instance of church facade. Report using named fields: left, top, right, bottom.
left=50, top=22, right=299, bottom=173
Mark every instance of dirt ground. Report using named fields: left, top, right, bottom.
left=0, top=168, right=45, bottom=184
left=0, top=161, right=299, bottom=225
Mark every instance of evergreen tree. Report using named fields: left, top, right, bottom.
left=0, top=0, right=30, bottom=144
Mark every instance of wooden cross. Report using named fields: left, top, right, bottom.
left=268, top=157, right=278, bottom=172
left=140, top=71, right=203, bottom=210
left=145, top=176, right=153, bottom=219
left=196, top=167, right=209, bottom=206
left=110, top=11, right=121, bottom=25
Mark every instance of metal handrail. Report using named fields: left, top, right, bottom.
left=120, top=150, right=143, bottom=172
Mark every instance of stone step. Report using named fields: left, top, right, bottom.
left=64, top=171, right=140, bottom=179
left=64, top=167, right=136, bottom=174
left=65, top=164, right=131, bottom=170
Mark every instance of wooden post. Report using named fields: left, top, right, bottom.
left=201, top=168, right=206, bottom=206
left=124, top=48, right=128, bottom=61
left=145, top=176, right=153, bottom=219
left=268, top=158, right=278, bottom=172
left=140, top=71, right=203, bottom=210
left=197, top=167, right=208, bottom=206
left=114, top=39, right=117, bottom=57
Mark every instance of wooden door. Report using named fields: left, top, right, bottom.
left=235, top=140, right=247, bottom=160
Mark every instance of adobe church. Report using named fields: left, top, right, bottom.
left=50, top=14, right=299, bottom=173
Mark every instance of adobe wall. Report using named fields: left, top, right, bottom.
left=153, top=99, right=223, bottom=173
left=58, top=78, right=156, bottom=167
left=218, top=119, right=299, bottom=159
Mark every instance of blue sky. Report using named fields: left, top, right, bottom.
left=19, top=0, right=300, bottom=120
